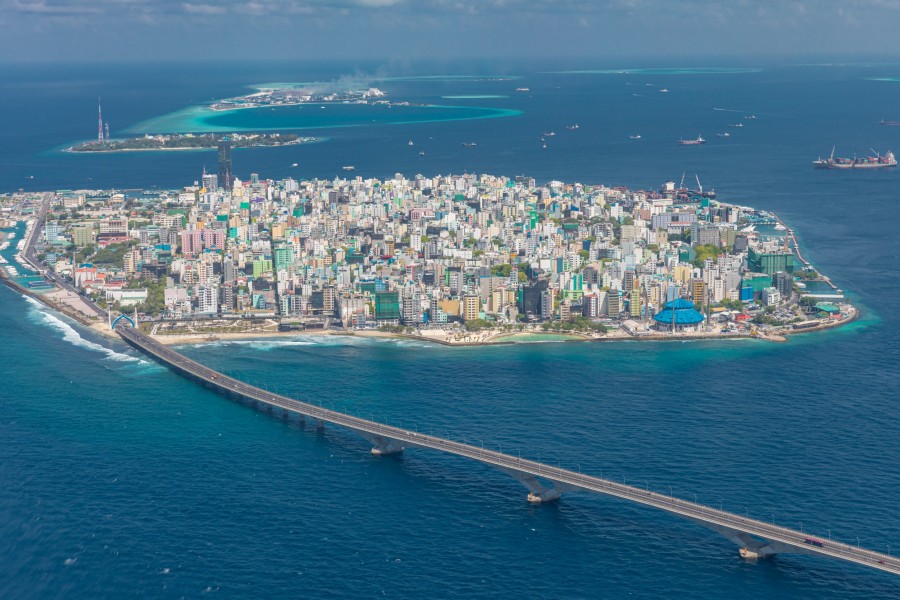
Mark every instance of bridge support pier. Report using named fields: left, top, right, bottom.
left=366, top=435, right=404, bottom=456
left=696, top=522, right=783, bottom=560
left=315, top=419, right=325, bottom=431
left=503, top=470, right=568, bottom=504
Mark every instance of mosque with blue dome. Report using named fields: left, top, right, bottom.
left=652, top=298, right=706, bottom=332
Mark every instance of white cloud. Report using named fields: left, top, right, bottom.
left=182, top=2, right=226, bottom=14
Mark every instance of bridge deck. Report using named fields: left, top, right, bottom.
left=117, top=325, right=899, bottom=577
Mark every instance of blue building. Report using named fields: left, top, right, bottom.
left=653, top=299, right=706, bottom=332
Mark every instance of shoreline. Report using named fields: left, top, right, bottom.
left=64, top=139, right=318, bottom=154
left=137, top=307, right=860, bottom=348
left=1, top=272, right=861, bottom=349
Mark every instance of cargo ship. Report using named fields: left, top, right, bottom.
left=678, top=135, right=705, bottom=145
left=813, top=147, right=897, bottom=169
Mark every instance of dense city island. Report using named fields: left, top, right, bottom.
left=69, top=132, right=317, bottom=153
left=0, top=167, right=855, bottom=346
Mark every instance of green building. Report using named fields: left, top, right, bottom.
left=252, top=258, right=273, bottom=277
left=744, top=273, right=774, bottom=294
left=71, top=225, right=95, bottom=248
left=374, top=291, right=401, bottom=322
left=747, top=248, right=795, bottom=275
left=273, top=245, right=292, bottom=271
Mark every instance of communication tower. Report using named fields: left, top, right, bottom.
left=98, top=97, right=104, bottom=142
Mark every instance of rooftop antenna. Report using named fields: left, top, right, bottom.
left=98, top=97, right=104, bottom=143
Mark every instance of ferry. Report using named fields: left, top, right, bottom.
left=880, top=119, right=900, bottom=126
left=342, top=165, right=356, bottom=171
left=678, top=135, right=706, bottom=145
left=813, top=148, right=896, bottom=169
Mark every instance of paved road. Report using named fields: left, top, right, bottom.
left=117, top=324, right=900, bottom=577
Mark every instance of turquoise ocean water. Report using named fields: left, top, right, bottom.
left=1, top=59, right=900, bottom=598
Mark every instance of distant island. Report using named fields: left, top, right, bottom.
left=210, top=86, right=390, bottom=111
left=69, top=132, right=317, bottom=153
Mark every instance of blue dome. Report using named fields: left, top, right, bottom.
left=653, top=298, right=705, bottom=326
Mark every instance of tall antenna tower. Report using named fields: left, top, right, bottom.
left=98, top=96, right=104, bottom=142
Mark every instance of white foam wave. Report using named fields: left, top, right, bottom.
left=24, top=297, right=142, bottom=363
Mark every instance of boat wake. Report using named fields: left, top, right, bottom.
left=24, top=297, right=144, bottom=363
left=187, top=335, right=435, bottom=351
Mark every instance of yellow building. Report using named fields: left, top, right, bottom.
left=462, top=294, right=480, bottom=321
left=673, top=264, right=693, bottom=284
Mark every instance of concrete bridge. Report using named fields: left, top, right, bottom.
left=115, top=322, right=899, bottom=577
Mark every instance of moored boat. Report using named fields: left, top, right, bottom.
left=813, top=147, right=897, bottom=169
left=678, top=135, right=705, bottom=145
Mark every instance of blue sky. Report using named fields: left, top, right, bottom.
left=3, top=0, right=900, bottom=62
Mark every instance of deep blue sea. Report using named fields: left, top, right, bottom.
left=2, top=59, right=900, bottom=598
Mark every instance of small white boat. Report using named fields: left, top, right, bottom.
left=739, top=547, right=759, bottom=560
left=629, top=134, right=641, bottom=140
left=342, top=165, right=355, bottom=171
left=408, top=140, right=414, bottom=146
left=659, top=88, right=670, bottom=93
left=291, top=163, right=298, bottom=167
left=716, top=132, right=730, bottom=138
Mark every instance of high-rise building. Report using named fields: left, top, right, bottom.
left=401, top=288, right=422, bottom=325
left=607, top=290, right=621, bottom=316
left=217, top=137, right=233, bottom=192
left=202, top=171, right=218, bottom=193
left=374, top=291, right=401, bottom=324
left=540, top=289, right=553, bottom=320
left=773, top=271, right=793, bottom=299
left=691, top=278, right=707, bottom=306
left=462, top=294, right=480, bottom=322
left=323, top=285, right=336, bottom=317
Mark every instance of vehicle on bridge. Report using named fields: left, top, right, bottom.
left=804, top=538, right=824, bottom=548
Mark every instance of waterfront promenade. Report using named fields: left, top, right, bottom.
left=116, top=321, right=900, bottom=577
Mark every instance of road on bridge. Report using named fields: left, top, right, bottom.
left=117, top=324, right=900, bottom=578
